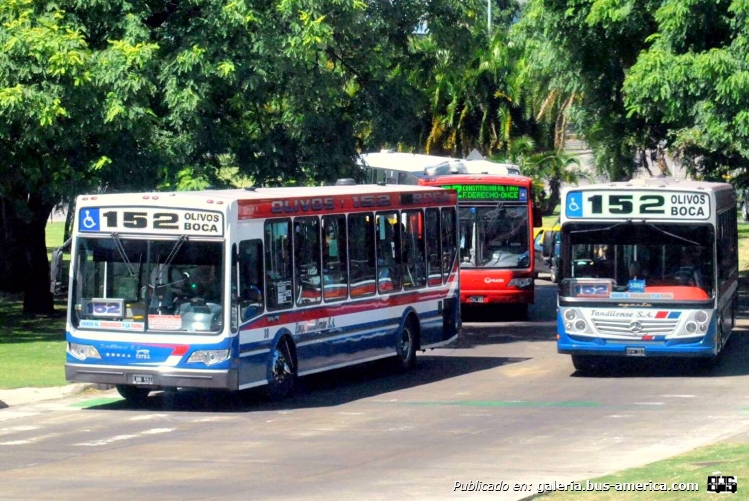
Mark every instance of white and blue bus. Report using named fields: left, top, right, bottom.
left=64, top=184, right=460, bottom=402
left=556, top=177, right=738, bottom=373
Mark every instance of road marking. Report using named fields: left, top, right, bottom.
left=75, top=434, right=138, bottom=446
left=130, top=414, right=169, bottom=421
left=405, top=400, right=601, bottom=408
left=141, top=428, right=174, bottom=435
left=0, top=411, right=40, bottom=422
left=0, top=433, right=60, bottom=446
left=69, top=397, right=123, bottom=408
left=0, top=425, right=38, bottom=435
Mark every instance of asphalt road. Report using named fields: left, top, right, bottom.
left=2, top=279, right=749, bottom=500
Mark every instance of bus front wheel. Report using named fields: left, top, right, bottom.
left=266, top=337, right=297, bottom=401
left=116, top=385, right=151, bottom=404
left=571, top=355, right=604, bottom=376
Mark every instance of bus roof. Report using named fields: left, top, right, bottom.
left=563, top=177, right=733, bottom=193
left=359, top=151, right=521, bottom=178
left=77, top=183, right=454, bottom=205
left=420, top=173, right=533, bottom=187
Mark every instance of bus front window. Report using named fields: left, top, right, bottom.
left=459, top=205, right=530, bottom=269
left=73, top=238, right=225, bottom=333
left=566, top=223, right=714, bottom=300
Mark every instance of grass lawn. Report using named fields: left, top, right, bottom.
left=0, top=293, right=68, bottom=388
left=537, top=442, right=746, bottom=500
left=0, top=221, right=69, bottom=388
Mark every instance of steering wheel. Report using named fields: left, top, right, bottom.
left=667, top=268, right=696, bottom=286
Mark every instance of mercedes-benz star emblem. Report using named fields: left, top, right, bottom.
left=629, top=321, right=642, bottom=333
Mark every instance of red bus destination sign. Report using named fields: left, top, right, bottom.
left=440, top=184, right=527, bottom=201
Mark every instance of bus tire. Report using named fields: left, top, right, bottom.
left=395, top=316, right=418, bottom=372
left=266, top=336, right=297, bottom=401
left=116, top=385, right=150, bottom=405
left=571, top=355, right=602, bottom=376
left=550, top=266, right=559, bottom=284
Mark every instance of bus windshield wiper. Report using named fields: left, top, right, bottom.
left=641, top=220, right=701, bottom=246
left=569, top=221, right=629, bottom=234
left=152, top=235, right=188, bottom=285
left=111, top=233, right=140, bottom=281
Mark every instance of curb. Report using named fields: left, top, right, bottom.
left=0, top=383, right=112, bottom=409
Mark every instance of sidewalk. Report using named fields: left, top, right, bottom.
left=0, top=383, right=103, bottom=409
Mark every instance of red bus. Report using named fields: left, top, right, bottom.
left=419, top=175, right=541, bottom=317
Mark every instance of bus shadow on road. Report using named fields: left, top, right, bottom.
left=570, top=330, right=749, bottom=378
left=82, top=355, right=528, bottom=413
left=455, top=321, right=557, bottom=348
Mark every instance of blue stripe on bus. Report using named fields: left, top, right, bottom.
left=238, top=309, right=442, bottom=355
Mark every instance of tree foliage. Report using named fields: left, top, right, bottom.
left=623, top=0, right=749, bottom=182
left=0, top=0, right=432, bottom=312
left=514, top=0, right=663, bottom=181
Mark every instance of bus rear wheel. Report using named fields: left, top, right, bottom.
left=266, top=337, right=296, bottom=401
left=395, top=317, right=418, bottom=372
left=116, top=385, right=151, bottom=404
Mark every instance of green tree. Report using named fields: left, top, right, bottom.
left=0, top=0, right=432, bottom=313
left=515, top=0, right=664, bottom=181
left=623, top=0, right=749, bottom=182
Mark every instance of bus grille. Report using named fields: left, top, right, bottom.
left=591, top=318, right=679, bottom=337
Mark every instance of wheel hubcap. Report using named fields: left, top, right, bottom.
left=400, top=328, right=411, bottom=360
left=272, top=349, right=291, bottom=383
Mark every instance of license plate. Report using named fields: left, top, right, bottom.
left=625, top=347, right=646, bottom=357
left=469, top=296, right=485, bottom=303
left=132, top=374, right=154, bottom=385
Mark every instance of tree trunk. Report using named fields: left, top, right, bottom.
left=22, top=194, right=55, bottom=315
left=0, top=197, right=27, bottom=292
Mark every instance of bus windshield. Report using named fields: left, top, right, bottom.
left=73, top=237, right=224, bottom=333
left=458, top=205, right=530, bottom=269
left=565, top=223, right=714, bottom=300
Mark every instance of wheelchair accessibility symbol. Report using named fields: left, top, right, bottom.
left=79, top=208, right=100, bottom=232
left=566, top=192, right=583, bottom=218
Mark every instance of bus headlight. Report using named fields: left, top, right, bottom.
left=508, top=278, right=533, bottom=288
left=574, top=320, right=587, bottom=331
left=695, top=311, right=708, bottom=324
left=685, top=322, right=697, bottom=334
left=68, top=343, right=101, bottom=361
left=187, top=350, right=230, bottom=366
left=564, top=309, right=577, bottom=321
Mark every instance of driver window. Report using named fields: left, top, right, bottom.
left=265, top=220, right=293, bottom=310
left=239, top=239, right=264, bottom=322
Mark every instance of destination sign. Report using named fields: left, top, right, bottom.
left=78, top=207, right=224, bottom=236
left=564, top=190, right=710, bottom=220
left=440, top=184, right=527, bottom=201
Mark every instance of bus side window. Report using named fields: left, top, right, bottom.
left=425, top=208, right=442, bottom=286
left=376, top=212, right=402, bottom=293
left=441, top=207, right=457, bottom=282
left=239, top=239, right=264, bottom=322
left=294, top=217, right=322, bottom=306
left=264, top=219, right=293, bottom=310
left=348, top=213, right=376, bottom=297
left=402, top=210, right=426, bottom=289
left=322, top=215, right=348, bottom=302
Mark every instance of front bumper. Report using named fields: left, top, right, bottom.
left=66, top=363, right=238, bottom=390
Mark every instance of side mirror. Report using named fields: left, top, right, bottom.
left=532, top=207, right=542, bottom=228
left=542, top=230, right=556, bottom=258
